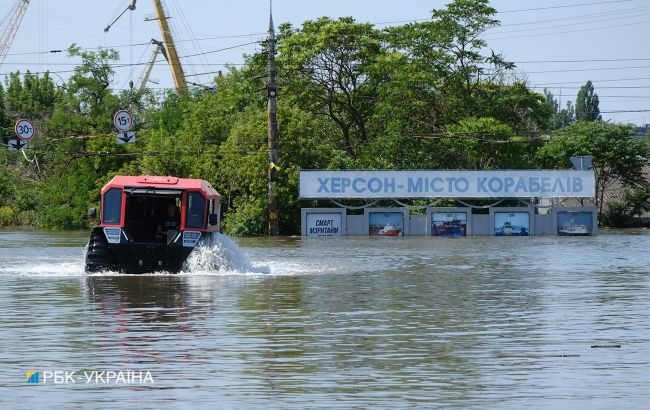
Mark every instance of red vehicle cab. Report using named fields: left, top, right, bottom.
left=85, top=176, right=221, bottom=273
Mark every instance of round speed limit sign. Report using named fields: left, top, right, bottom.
left=113, top=109, right=133, bottom=132
left=15, top=119, right=35, bottom=141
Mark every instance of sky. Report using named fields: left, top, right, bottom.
left=0, top=0, right=648, bottom=125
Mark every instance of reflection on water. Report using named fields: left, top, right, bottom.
left=0, top=229, right=649, bottom=407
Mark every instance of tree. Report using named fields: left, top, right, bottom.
left=30, top=46, right=126, bottom=229
left=475, top=83, right=551, bottom=132
left=544, top=89, right=575, bottom=130
left=4, top=71, right=57, bottom=118
left=379, top=0, right=551, bottom=137
left=603, top=187, right=650, bottom=227
left=386, top=0, right=513, bottom=110
left=65, top=44, right=120, bottom=125
left=0, top=84, right=8, bottom=128
left=2, top=6, right=627, bottom=235
left=575, top=80, right=601, bottom=122
left=537, top=121, right=649, bottom=219
left=279, top=17, right=384, bottom=157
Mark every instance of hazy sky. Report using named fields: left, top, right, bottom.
left=1, top=0, right=648, bottom=124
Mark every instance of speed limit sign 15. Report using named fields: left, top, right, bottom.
left=15, top=119, right=36, bottom=141
left=113, top=110, right=133, bottom=132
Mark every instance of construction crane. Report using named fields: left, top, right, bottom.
left=136, top=39, right=165, bottom=92
left=151, top=0, right=186, bottom=90
left=103, top=0, right=187, bottom=90
left=0, top=0, right=30, bottom=68
left=104, top=0, right=137, bottom=33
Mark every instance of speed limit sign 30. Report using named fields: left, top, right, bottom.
left=113, top=110, right=133, bottom=132
left=15, top=119, right=35, bottom=141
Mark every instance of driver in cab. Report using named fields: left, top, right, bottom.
left=158, top=202, right=180, bottom=242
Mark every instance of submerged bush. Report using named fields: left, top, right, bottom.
left=0, top=205, right=15, bottom=226
left=223, top=200, right=267, bottom=237
left=602, top=187, right=650, bottom=228
left=603, top=201, right=630, bottom=228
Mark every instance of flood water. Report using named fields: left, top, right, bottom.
left=0, top=229, right=649, bottom=408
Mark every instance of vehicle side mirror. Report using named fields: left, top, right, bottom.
left=208, top=214, right=219, bottom=226
left=89, top=207, right=97, bottom=219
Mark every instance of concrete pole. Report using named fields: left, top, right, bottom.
left=267, top=3, right=280, bottom=236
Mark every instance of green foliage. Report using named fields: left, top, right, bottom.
left=0, top=1, right=647, bottom=236
left=0, top=171, right=15, bottom=205
left=537, top=121, right=649, bottom=218
left=602, top=201, right=629, bottom=228
left=623, top=186, right=650, bottom=217
left=576, top=80, right=601, bottom=122
left=380, top=1, right=548, bottom=138
left=65, top=44, right=120, bottom=124
left=5, top=71, right=57, bottom=118
left=35, top=159, right=96, bottom=230
left=602, top=188, right=650, bottom=227
left=279, top=16, right=384, bottom=157
left=0, top=205, right=15, bottom=226
left=0, top=84, right=7, bottom=128
left=445, top=117, right=522, bottom=169
left=544, top=89, right=575, bottom=130
left=224, top=199, right=267, bottom=237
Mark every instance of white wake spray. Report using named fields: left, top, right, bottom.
left=183, top=233, right=269, bottom=274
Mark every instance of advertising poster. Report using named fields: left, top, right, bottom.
left=494, top=212, right=530, bottom=236
left=557, top=211, right=593, bottom=236
left=369, top=212, right=404, bottom=236
left=306, top=213, right=342, bottom=237
left=432, top=212, right=467, bottom=237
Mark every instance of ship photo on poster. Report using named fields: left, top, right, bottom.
left=494, top=212, right=530, bottom=236
left=432, top=212, right=467, bottom=237
left=369, top=212, right=404, bottom=237
left=557, top=211, right=593, bottom=236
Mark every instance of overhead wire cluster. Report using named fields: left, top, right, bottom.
left=0, top=0, right=647, bottom=120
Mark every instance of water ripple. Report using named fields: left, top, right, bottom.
left=0, top=230, right=649, bottom=408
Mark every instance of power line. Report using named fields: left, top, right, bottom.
left=4, top=0, right=632, bottom=63
left=372, top=0, right=638, bottom=25
left=493, top=4, right=650, bottom=27
left=533, top=77, right=650, bottom=85
left=485, top=18, right=650, bottom=40
left=178, top=41, right=258, bottom=59
left=487, top=10, right=650, bottom=36
left=531, top=85, right=650, bottom=89
left=0, top=0, right=638, bottom=63
left=517, top=65, right=650, bottom=74
left=497, top=0, right=636, bottom=14
left=518, top=58, right=650, bottom=63
left=544, top=95, right=650, bottom=98
left=601, top=109, right=650, bottom=113
left=11, top=57, right=650, bottom=67
left=0, top=42, right=258, bottom=77
left=0, top=61, right=246, bottom=67
left=3, top=33, right=264, bottom=58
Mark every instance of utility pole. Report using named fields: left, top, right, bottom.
left=267, top=2, right=280, bottom=236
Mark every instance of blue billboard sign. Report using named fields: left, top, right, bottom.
left=299, top=170, right=595, bottom=199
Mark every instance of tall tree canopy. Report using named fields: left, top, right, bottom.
left=279, top=17, right=384, bottom=157
left=575, top=80, right=601, bottom=122
left=537, top=121, right=648, bottom=218
left=0, top=0, right=645, bottom=233
left=544, top=89, right=575, bottom=130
